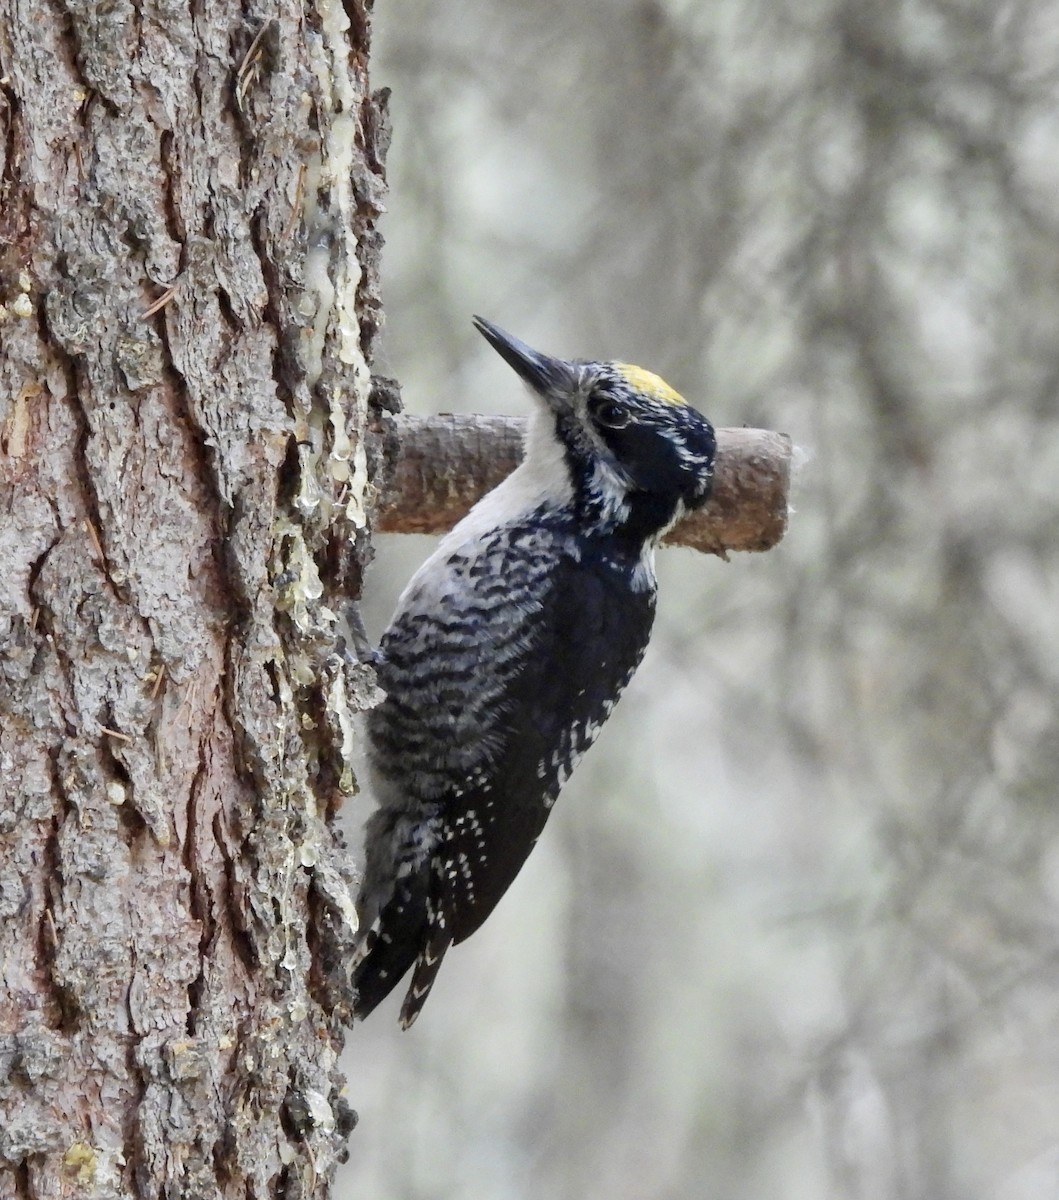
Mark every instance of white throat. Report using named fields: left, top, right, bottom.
left=434, top=407, right=573, bottom=556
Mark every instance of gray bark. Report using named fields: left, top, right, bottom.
left=0, top=2, right=387, bottom=1196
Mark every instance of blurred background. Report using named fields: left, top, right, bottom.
left=338, top=3, right=1059, bottom=1197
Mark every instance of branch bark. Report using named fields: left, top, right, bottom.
left=378, top=414, right=792, bottom=554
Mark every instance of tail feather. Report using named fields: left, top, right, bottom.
left=351, top=882, right=424, bottom=1020
left=398, top=906, right=453, bottom=1029
left=353, top=868, right=459, bottom=1027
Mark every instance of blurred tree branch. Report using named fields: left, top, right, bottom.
left=377, top=413, right=792, bottom=555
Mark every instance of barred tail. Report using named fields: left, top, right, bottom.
left=352, top=873, right=455, bottom=1027
left=398, top=900, right=453, bottom=1029
left=351, top=880, right=425, bottom=1021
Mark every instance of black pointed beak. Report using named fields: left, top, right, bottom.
left=472, top=316, right=577, bottom=398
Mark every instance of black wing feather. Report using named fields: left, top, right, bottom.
left=438, top=543, right=655, bottom=942
left=356, top=526, right=655, bottom=1018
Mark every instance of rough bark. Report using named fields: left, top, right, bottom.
left=0, top=0, right=797, bottom=1194
left=0, top=2, right=387, bottom=1196
left=377, top=414, right=792, bottom=554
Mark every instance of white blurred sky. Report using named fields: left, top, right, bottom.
left=337, top=3, right=1059, bottom=1198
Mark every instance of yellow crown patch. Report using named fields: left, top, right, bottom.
left=613, top=363, right=686, bottom=407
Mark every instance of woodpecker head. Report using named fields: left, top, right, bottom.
left=474, top=316, right=716, bottom=540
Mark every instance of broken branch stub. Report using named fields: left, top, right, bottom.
left=375, top=413, right=791, bottom=555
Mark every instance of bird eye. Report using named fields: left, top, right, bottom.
left=592, top=398, right=631, bottom=429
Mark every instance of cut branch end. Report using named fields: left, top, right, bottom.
left=375, top=413, right=791, bottom=555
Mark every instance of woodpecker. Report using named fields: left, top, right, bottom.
left=352, top=317, right=717, bottom=1027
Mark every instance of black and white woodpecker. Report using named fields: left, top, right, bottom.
left=352, top=317, right=717, bottom=1027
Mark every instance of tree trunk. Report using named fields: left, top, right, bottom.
left=0, top=2, right=387, bottom=1196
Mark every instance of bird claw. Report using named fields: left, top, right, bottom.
left=341, top=601, right=384, bottom=668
